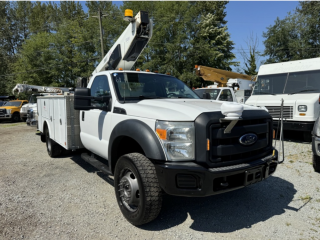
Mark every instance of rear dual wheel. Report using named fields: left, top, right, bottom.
left=45, top=127, right=62, bottom=158
left=114, top=153, right=162, bottom=226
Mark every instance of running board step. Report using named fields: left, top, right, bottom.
left=81, top=153, right=112, bottom=175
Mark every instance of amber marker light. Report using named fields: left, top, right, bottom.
left=156, top=129, right=167, bottom=140
left=146, top=69, right=150, bottom=72
left=207, top=139, right=210, bottom=151
left=124, top=9, right=133, bottom=18
left=118, top=68, right=123, bottom=71
left=136, top=68, right=141, bottom=71
left=154, top=70, right=159, bottom=73
left=195, top=65, right=198, bottom=69
left=299, top=113, right=306, bottom=116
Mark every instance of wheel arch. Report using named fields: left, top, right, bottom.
left=108, top=119, right=166, bottom=174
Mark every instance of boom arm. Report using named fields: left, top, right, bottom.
left=195, top=65, right=254, bottom=87
left=92, top=11, right=153, bottom=75
left=12, top=84, right=70, bottom=95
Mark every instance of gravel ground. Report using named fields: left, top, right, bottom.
left=0, top=123, right=319, bottom=240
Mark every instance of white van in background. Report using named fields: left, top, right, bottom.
left=246, top=57, right=320, bottom=141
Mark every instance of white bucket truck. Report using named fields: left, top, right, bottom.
left=37, top=10, right=279, bottom=225
left=246, top=58, right=320, bottom=141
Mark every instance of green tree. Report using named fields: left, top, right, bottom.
left=122, top=1, right=236, bottom=87
left=263, top=1, right=320, bottom=63
left=240, top=33, right=259, bottom=76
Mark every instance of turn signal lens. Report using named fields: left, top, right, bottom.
left=195, top=65, right=198, bottom=69
left=299, top=113, right=306, bottom=116
left=136, top=68, right=140, bottom=71
left=146, top=69, right=150, bottom=72
left=207, top=139, right=210, bottom=151
left=156, top=129, right=167, bottom=140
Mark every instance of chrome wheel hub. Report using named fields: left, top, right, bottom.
left=118, top=171, right=140, bottom=212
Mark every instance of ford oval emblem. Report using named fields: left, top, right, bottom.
left=239, top=133, right=257, bottom=146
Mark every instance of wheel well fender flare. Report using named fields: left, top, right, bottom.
left=42, top=120, right=51, bottom=137
left=108, top=119, right=166, bottom=170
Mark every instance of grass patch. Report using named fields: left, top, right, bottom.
left=285, top=222, right=291, bottom=226
left=0, top=122, right=25, bottom=128
left=300, top=195, right=312, bottom=203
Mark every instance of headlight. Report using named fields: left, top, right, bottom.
left=156, top=121, right=195, bottom=161
left=298, top=105, right=307, bottom=112
left=7, top=109, right=11, bottom=114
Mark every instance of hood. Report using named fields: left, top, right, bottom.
left=121, top=99, right=265, bottom=121
left=0, top=106, right=20, bottom=110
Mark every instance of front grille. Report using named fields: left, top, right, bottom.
left=0, top=109, right=6, bottom=114
left=210, top=118, right=272, bottom=166
left=265, top=106, right=293, bottom=119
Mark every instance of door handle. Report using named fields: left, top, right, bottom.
left=82, top=111, right=85, bottom=121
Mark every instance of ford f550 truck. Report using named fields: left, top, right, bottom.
left=37, top=10, right=279, bottom=226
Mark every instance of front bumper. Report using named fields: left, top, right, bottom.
left=273, top=120, right=314, bottom=132
left=0, top=114, right=12, bottom=119
left=154, top=151, right=278, bottom=197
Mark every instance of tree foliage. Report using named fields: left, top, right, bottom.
left=1, top=1, right=236, bottom=95
left=263, top=1, right=320, bottom=63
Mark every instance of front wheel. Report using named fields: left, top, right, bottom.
left=114, top=153, right=162, bottom=226
left=45, top=127, right=62, bottom=158
left=313, top=154, right=320, bottom=173
left=11, top=113, right=20, bottom=122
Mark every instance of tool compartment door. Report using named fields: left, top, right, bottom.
left=53, top=97, right=67, bottom=149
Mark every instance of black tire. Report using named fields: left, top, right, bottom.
left=45, top=127, right=62, bottom=158
left=114, top=153, right=162, bottom=226
left=40, top=134, right=46, bottom=143
left=313, top=154, right=320, bottom=173
left=11, top=113, right=20, bottom=122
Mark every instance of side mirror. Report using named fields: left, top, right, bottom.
left=74, top=88, right=111, bottom=111
left=74, top=88, right=91, bottom=110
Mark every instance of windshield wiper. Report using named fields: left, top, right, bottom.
left=259, top=92, right=276, bottom=95
left=288, top=89, right=318, bottom=95
left=138, top=95, right=162, bottom=99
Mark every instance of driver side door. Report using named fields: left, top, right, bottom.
left=80, top=74, right=112, bottom=160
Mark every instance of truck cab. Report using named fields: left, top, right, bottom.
left=246, top=57, right=320, bottom=141
left=194, top=87, right=237, bottom=102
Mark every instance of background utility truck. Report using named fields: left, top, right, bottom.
left=0, top=100, right=28, bottom=122
left=13, top=83, right=70, bottom=123
left=195, top=65, right=255, bottom=103
left=246, top=57, right=320, bottom=141
left=37, top=10, right=279, bottom=226
left=194, top=86, right=238, bottom=102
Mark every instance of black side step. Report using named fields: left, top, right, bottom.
left=81, top=153, right=112, bottom=175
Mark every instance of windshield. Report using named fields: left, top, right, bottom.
left=253, top=70, right=320, bottom=95
left=4, top=101, right=22, bottom=107
left=29, top=95, right=38, bottom=104
left=111, top=73, right=199, bottom=101
left=194, top=89, right=221, bottom=100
